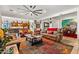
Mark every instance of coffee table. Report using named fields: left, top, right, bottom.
left=25, top=34, right=42, bottom=46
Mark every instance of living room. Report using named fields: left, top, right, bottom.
left=0, top=5, right=79, bottom=54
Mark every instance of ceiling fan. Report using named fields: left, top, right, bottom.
left=18, top=5, right=45, bottom=16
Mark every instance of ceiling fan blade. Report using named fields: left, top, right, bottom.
left=31, top=13, right=32, bottom=16
left=23, top=5, right=32, bottom=12
left=32, top=12, right=38, bottom=16
left=33, top=5, right=36, bottom=9
left=33, top=13, right=38, bottom=16
left=34, top=9, right=43, bottom=11
left=34, top=11, right=42, bottom=14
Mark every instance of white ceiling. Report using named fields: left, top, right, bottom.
left=0, top=5, right=79, bottom=20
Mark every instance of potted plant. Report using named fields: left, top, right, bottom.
left=0, top=28, right=12, bottom=54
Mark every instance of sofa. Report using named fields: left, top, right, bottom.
left=63, top=28, right=77, bottom=38
left=47, top=28, right=58, bottom=34
left=42, top=29, right=63, bottom=42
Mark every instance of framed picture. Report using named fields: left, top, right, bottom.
left=44, top=22, right=49, bottom=30
left=62, top=19, right=72, bottom=27
left=44, top=22, right=49, bottom=27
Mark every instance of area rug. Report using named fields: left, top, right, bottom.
left=38, top=42, right=73, bottom=54
left=20, top=38, right=73, bottom=54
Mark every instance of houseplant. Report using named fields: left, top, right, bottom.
left=0, top=28, right=12, bottom=54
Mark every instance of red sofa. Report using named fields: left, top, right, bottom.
left=47, top=28, right=58, bottom=34
left=63, top=29, right=77, bottom=38
left=63, top=33, right=77, bottom=38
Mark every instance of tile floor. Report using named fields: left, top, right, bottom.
left=62, top=36, right=79, bottom=54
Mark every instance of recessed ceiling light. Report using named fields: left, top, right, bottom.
left=10, top=9, right=13, bottom=11
left=9, top=9, right=17, bottom=14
